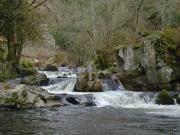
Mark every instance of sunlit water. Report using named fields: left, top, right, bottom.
left=0, top=68, right=180, bottom=135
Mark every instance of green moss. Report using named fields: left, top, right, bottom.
left=3, top=82, right=10, bottom=90
left=176, top=96, right=180, bottom=105
left=152, top=28, right=180, bottom=68
left=91, top=72, right=96, bottom=81
left=45, top=64, right=58, bottom=71
left=83, top=72, right=89, bottom=80
left=5, top=92, right=18, bottom=105
left=108, top=66, right=117, bottom=74
left=132, top=44, right=142, bottom=49
left=20, top=58, right=33, bottom=68
left=114, top=45, right=127, bottom=50
left=156, top=89, right=175, bottom=105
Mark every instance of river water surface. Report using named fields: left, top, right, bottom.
left=0, top=106, right=180, bottom=135
left=0, top=68, right=180, bottom=135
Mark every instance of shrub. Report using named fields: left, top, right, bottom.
left=20, top=58, right=33, bottom=68
left=95, top=47, right=116, bottom=70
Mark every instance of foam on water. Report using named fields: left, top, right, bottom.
left=39, top=69, right=180, bottom=117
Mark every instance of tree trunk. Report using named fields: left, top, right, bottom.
left=136, top=0, right=144, bottom=33
left=6, top=21, right=21, bottom=77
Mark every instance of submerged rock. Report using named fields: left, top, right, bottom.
left=155, top=90, right=175, bottom=105
left=21, top=73, right=49, bottom=86
left=0, top=85, right=62, bottom=109
left=60, top=94, right=96, bottom=107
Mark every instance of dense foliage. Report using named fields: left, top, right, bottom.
left=47, top=0, right=180, bottom=67
left=0, top=0, right=44, bottom=78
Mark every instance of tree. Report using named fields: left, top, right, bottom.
left=0, top=0, right=50, bottom=77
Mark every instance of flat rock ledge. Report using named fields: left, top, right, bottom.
left=0, top=85, right=96, bottom=110
left=0, top=85, right=62, bottom=110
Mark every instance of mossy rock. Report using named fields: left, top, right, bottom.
left=45, top=64, right=58, bottom=71
left=75, top=79, right=103, bottom=92
left=155, top=90, right=175, bottom=105
left=21, top=73, right=49, bottom=86
left=18, top=58, right=37, bottom=77
left=0, top=85, right=61, bottom=109
left=18, top=67, right=37, bottom=77
left=176, top=95, right=180, bottom=105
left=89, top=81, right=103, bottom=92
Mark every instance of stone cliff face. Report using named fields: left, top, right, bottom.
left=116, top=38, right=180, bottom=91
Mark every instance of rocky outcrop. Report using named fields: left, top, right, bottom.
left=21, top=73, right=49, bottom=86
left=0, top=85, right=97, bottom=109
left=75, top=62, right=103, bottom=92
left=116, top=37, right=180, bottom=91
left=75, top=77, right=103, bottom=92
left=0, top=85, right=61, bottom=109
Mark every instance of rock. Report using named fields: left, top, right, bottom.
left=18, top=58, right=37, bottom=77
left=155, top=90, right=175, bottom=105
left=75, top=66, right=103, bottom=92
left=18, top=67, right=37, bottom=77
left=0, top=85, right=62, bottom=109
left=21, top=73, right=49, bottom=86
left=176, top=94, right=180, bottom=105
left=44, top=64, right=58, bottom=71
left=60, top=94, right=96, bottom=107
left=98, top=71, right=111, bottom=79
left=75, top=79, right=103, bottom=92
left=116, top=37, right=180, bottom=91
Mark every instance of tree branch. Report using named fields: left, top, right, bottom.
left=42, top=4, right=59, bottom=23
left=33, top=0, right=50, bottom=9
left=136, top=0, right=145, bottom=31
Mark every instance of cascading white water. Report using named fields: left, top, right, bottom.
left=101, top=79, right=125, bottom=91
left=38, top=67, right=180, bottom=117
left=42, top=78, right=77, bottom=94
left=93, top=91, right=156, bottom=107
left=38, top=68, right=77, bottom=94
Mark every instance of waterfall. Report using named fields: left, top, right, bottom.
left=38, top=68, right=77, bottom=94
left=42, top=78, right=77, bottom=94
left=101, top=79, right=125, bottom=91
left=93, top=91, right=157, bottom=107
left=38, top=67, right=180, bottom=115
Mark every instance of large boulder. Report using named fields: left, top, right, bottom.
left=155, top=90, right=175, bottom=105
left=21, top=73, right=49, bottom=86
left=75, top=70, right=103, bottom=92
left=0, top=85, right=62, bottom=109
left=75, top=79, right=103, bottom=92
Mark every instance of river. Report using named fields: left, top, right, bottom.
left=0, top=67, right=180, bottom=135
